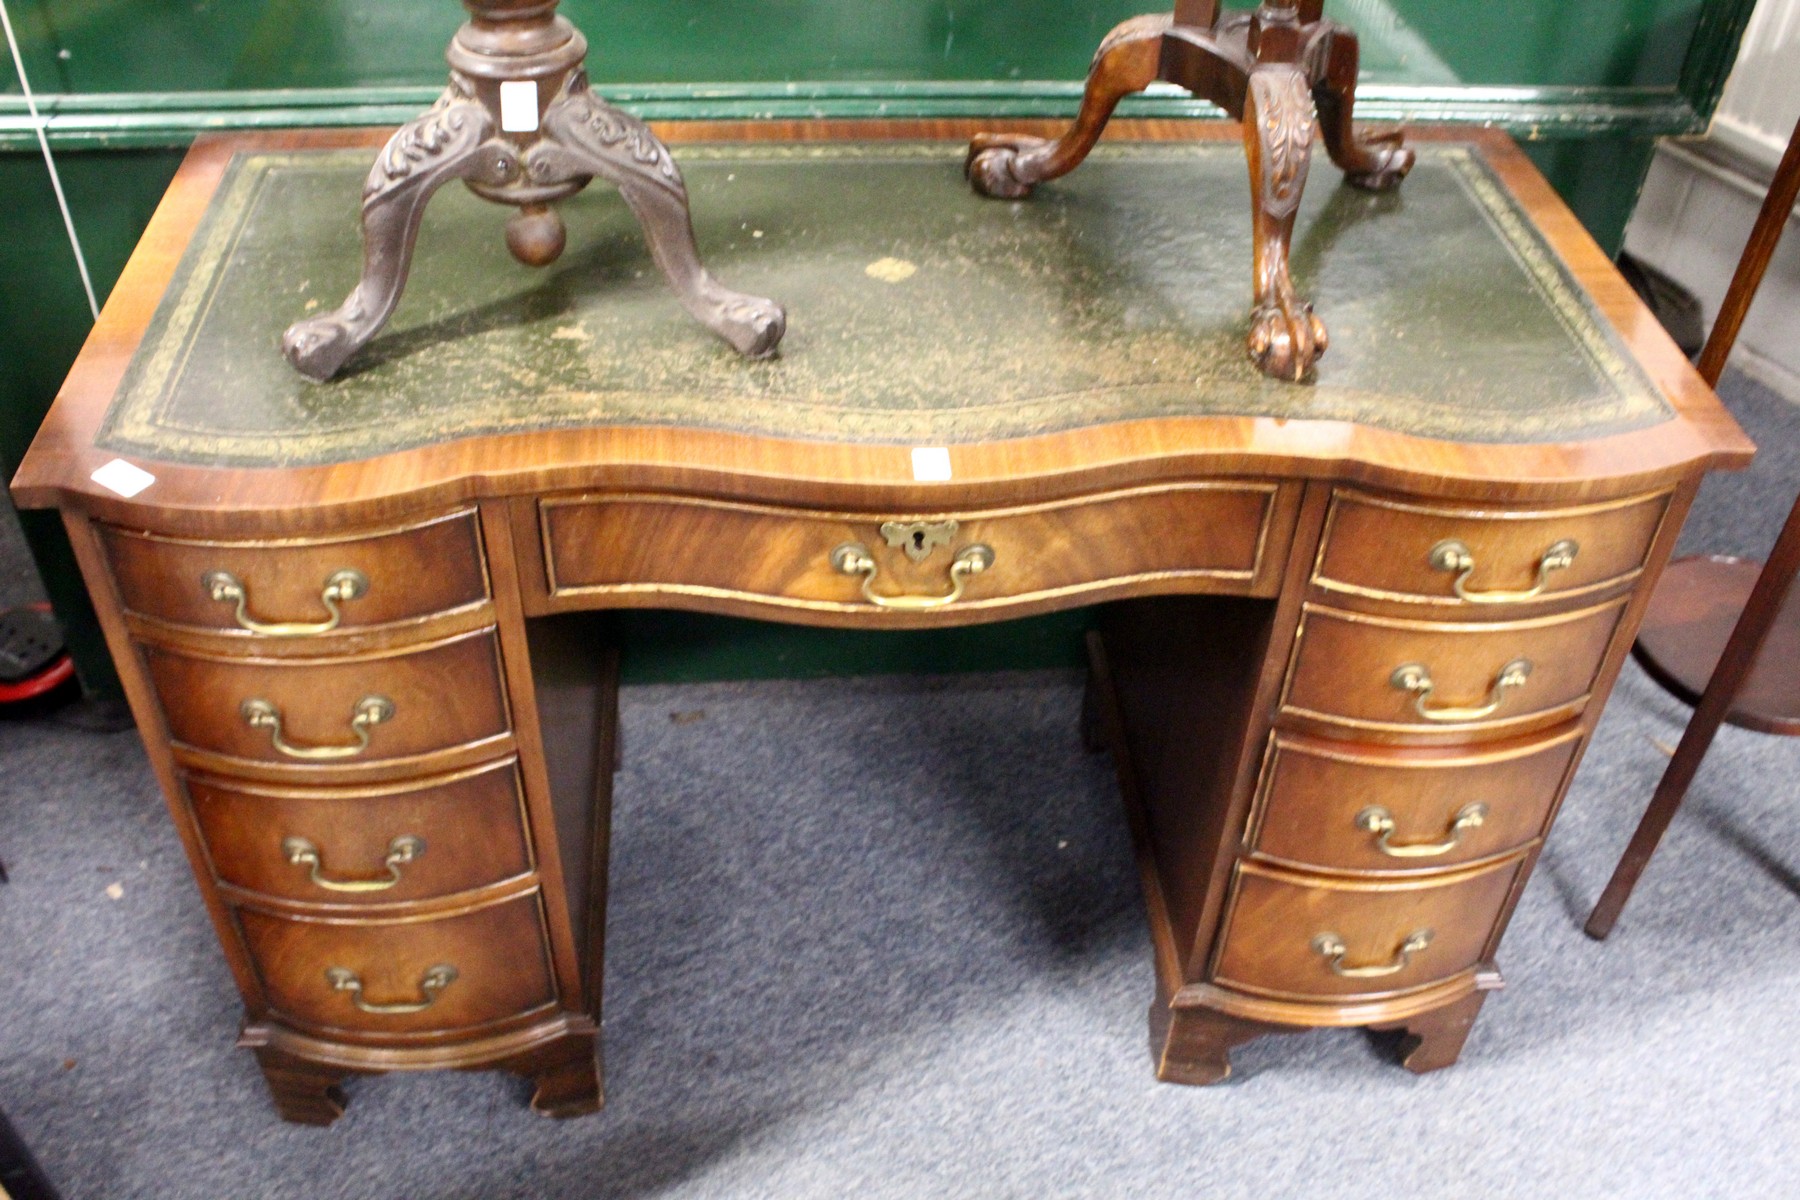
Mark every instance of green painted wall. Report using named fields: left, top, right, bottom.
left=0, top=1, right=1733, bottom=95
left=0, top=0, right=1757, bottom=689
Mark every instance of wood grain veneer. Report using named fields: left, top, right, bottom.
left=1280, top=597, right=1629, bottom=741
left=100, top=508, right=489, bottom=636
left=1210, top=856, right=1526, bottom=1001
left=1246, top=729, right=1584, bottom=875
left=1311, top=488, right=1672, bottom=611
left=187, top=759, right=535, bottom=908
left=234, top=888, right=558, bottom=1041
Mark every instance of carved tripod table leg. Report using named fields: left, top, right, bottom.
left=1311, top=24, right=1414, bottom=189
left=1243, top=65, right=1326, bottom=381
left=283, top=1, right=786, bottom=382
left=283, top=82, right=505, bottom=382
left=966, top=14, right=1171, bottom=199
left=527, top=74, right=786, bottom=360
left=966, top=1, right=1412, bottom=382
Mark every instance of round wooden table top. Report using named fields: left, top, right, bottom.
left=1633, top=555, right=1800, bottom=736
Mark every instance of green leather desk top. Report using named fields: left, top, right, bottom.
left=97, top=141, right=1671, bottom=469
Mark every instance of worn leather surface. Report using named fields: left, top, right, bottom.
left=99, top=142, right=1670, bottom=467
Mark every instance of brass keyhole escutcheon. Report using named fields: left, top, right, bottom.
left=880, top=520, right=959, bottom=563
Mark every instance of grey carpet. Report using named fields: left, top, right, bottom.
left=2, top=369, right=1797, bottom=1199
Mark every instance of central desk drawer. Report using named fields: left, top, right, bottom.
left=236, top=891, right=556, bottom=1039
left=538, top=484, right=1293, bottom=614
left=144, top=629, right=511, bottom=771
left=187, top=760, right=533, bottom=907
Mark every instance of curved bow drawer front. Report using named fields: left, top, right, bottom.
left=142, top=629, right=512, bottom=774
left=99, top=510, right=490, bottom=639
left=1310, top=489, right=1670, bottom=612
left=1279, top=597, right=1630, bottom=740
left=534, top=484, right=1300, bottom=622
left=186, top=760, right=534, bottom=907
left=1210, top=858, right=1526, bottom=1001
left=233, top=891, right=557, bottom=1040
left=1247, top=729, right=1583, bottom=875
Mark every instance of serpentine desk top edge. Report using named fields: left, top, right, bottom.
left=12, top=122, right=1752, bottom=530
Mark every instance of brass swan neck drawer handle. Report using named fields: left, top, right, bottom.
left=1311, top=930, right=1433, bottom=979
left=325, top=964, right=457, bottom=1015
left=1390, top=658, right=1532, bottom=723
left=204, top=568, right=368, bottom=636
left=1355, top=804, right=1488, bottom=858
left=830, top=541, right=995, bottom=610
left=240, top=695, right=395, bottom=760
left=282, top=835, right=425, bottom=892
left=1428, top=539, right=1578, bottom=604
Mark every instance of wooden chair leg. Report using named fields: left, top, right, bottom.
left=1588, top=110, right=1800, bottom=940
left=1587, top=492, right=1800, bottom=938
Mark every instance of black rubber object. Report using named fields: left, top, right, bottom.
left=0, top=607, right=63, bottom=684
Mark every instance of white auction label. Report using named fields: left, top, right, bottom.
left=90, top=459, right=156, bottom=498
left=911, top=447, right=952, bottom=482
left=499, top=80, right=540, bottom=132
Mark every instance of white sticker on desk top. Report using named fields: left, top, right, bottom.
left=911, top=447, right=953, bottom=482
left=499, top=81, right=540, bottom=132
left=90, top=459, right=156, bottom=498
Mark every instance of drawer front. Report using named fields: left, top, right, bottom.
left=187, top=760, right=533, bottom=906
left=540, top=483, right=1292, bottom=612
left=1248, top=731, right=1583, bottom=874
left=1212, top=859, right=1523, bottom=1001
left=1281, top=599, right=1627, bottom=736
left=101, top=510, right=489, bottom=636
left=1313, top=489, right=1668, bottom=609
left=236, top=891, right=556, bottom=1037
left=145, top=629, right=510, bottom=768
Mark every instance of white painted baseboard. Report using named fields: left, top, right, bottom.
left=1624, top=139, right=1800, bottom=398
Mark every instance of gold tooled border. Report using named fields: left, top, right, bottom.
left=98, top=143, right=1672, bottom=466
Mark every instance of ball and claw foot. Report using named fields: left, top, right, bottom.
left=1341, top=131, right=1415, bottom=192
left=1248, top=293, right=1329, bottom=382
left=283, top=314, right=362, bottom=383
left=710, top=293, right=787, bottom=360
left=965, top=134, right=1053, bottom=200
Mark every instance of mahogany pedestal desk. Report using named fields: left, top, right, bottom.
left=11, top=123, right=1750, bottom=1125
